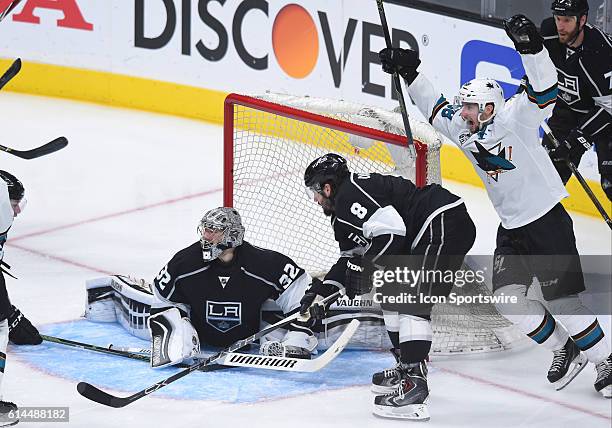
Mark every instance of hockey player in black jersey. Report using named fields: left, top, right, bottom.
left=298, top=153, right=476, bottom=420
left=541, top=0, right=612, bottom=201
left=148, top=207, right=317, bottom=368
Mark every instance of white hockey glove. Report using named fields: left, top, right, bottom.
left=148, top=307, right=200, bottom=368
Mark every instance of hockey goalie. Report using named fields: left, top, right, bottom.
left=83, top=207, right=386, bottom=369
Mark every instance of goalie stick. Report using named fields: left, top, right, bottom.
left=375, top=0, right=416, bottom=159
left=77, top=290, right=343, bottom=408
left=40, top=334, right=228, bottom=372
left=0, top=136, right=68, bottom=159
left=0, top=58, right=21, bottom=91
left=541, top=122, right=612, bottom=229
left=108, top=319, right=360, bottom=373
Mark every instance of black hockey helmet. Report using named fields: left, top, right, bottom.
left=551, top=0, right=589, bottom=16
left=0, top=170, right=24, bottom=201
left=304, top=153, right=349, bottom=194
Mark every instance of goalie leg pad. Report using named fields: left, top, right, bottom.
left=148, top=308, right=200, bottom=368
left=84, top=278, right=116, bottom=323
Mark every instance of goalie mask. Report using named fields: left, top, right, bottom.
left=197, top=207, right=245, bottom=261
left=455, top=79, right=505, bottom=126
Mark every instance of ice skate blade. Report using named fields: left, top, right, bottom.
left=371, top=383, right=397, bottom=394
left=372, top=403, right=430, bottom=421
left=599, top=385, right=611, bottom=399
left=554, top=354, right=588, bottom=391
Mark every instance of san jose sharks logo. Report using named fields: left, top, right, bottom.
left=470, top=141, right=515, bottom=182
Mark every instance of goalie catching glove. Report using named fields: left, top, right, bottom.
left=148, top=307, right=200, bottom=368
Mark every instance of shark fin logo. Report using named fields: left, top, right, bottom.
left=470, top=141, right=515, bottom=182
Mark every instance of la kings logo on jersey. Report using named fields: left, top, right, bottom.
left=557, top=69, right=581, bottom=106
left=206, top=301, right=242, bottom=332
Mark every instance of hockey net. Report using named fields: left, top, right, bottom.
left=224, top=93, right=523, bottom=355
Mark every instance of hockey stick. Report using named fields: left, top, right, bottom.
left=108, top=319, right=360, bottom=373
left=41, top=334, right=228, bottom=372
left=541, top=122, right=612, bottom=229
left=0, top=136, right=68, bottom=159
left=0, top=58, right=21, bottom=91
left=375, top=0, right=416, bottom=158
left=77, top=291, right=343, bottom=408
left=0, top=0, right=22, bottom=23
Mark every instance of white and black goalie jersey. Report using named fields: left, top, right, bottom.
left=323, top=172, right=462, bottom=286
left=541, top=18, right=612, bottom=138
left=152, top=241, right=308, bottom=347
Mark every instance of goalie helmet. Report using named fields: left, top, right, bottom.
left=455, top=78, right=505, bottom=121
left=304, top=153, right=349, bottom=194
left=0, top=170, right=24, bottom=201
left=551, top=0, right=589, bottom=16
left=197, top=207, right=245, bottom=261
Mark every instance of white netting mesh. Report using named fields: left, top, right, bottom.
left=226, top=93, right=522, bottom=355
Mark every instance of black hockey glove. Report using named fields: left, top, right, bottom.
left=8, top=305, right=42, bottom=345
left=299, top=278, right=338, bottom=320
left=378, top=47, right=421, bottom=85
left=344, top=256, right=376, bottom=299
left=503, top=14, right=543, bottom=54
left=545, top=129, right=592, bottom=162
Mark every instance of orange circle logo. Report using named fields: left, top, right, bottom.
left=272, top=4, right=319, bottom=79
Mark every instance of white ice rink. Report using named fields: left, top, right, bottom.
left=0, top=92, right=610, bottom=427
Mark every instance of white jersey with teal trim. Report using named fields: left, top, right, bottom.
left=406, top=49, right=568, bottom=229
left=0, top=181, right=15, bottom=259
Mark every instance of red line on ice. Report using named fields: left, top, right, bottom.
left=435, top=365, right=610, bottom=421
left=10, top=188, right=222, bottom=242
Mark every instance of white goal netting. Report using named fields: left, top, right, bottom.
left=224, top=93, right=523, bottom=355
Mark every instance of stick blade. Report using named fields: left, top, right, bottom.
left=0, top=58, right=21, bottom=90
left=77, top=382, right=130, bottom=408
left=17, top=136, right=68, bottom=159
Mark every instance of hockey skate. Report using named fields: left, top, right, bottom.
left=371, top=348, right=402, bottom=394
left=373, top=361, right=430, bottom=421
left=0, top=401, right=18, bottom=427
left=594, top=354, right=611, bottom=398
left=547, top=338, right=587, bottom=391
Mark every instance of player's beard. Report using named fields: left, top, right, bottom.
left=559, top=22, right=581, bottom=45
left=320, top=197, right=334, bottom=216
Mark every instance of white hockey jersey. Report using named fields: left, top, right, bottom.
left=0, top=181, right=15, bottom=259
left=406, top=49, right=568, bottom=229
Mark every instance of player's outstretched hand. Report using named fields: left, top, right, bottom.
left=8, top=305, right=42, bottom=345
left=504, top=14, right=543, bottom=54
left=378, top=47, right=421, bottom=84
